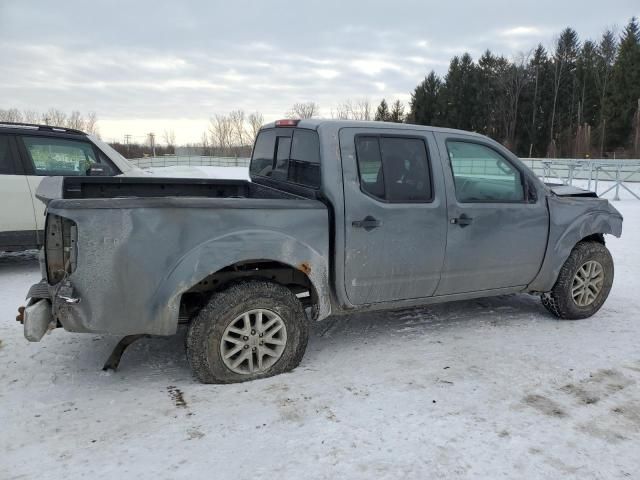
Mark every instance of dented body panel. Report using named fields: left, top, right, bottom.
left=24, top=120, right=623, bottom=341
left=44, top=196, right=329, bottom=336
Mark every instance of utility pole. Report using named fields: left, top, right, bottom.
left=124, top=134, right=132, bottom=157
left=148, top=132, right=156, bottom=157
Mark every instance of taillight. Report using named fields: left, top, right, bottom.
left=45, top=214, right=77, bottom=285
left=275, top=119, right=299, bottom=127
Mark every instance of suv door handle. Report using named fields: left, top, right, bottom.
left=450, top=213, right=473, bottom=227
left=352, top=215, right=381, bottom=231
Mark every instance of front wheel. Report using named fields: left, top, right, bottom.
left=186, top=280, right=309, bottom=384
left=541, top=241, right=614, bottom=320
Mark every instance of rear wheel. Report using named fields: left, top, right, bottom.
left=186, top=280, right=308, bottom=384
left=541, top=241, right=614, bottom=320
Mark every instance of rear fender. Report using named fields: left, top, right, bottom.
left=152, top=229, right=331, bottom=329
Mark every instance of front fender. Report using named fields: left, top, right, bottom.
left=528, top=196, right=622, bottom=292
left=152, top=229, right=331, bottom=328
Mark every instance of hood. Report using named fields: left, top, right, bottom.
left=545, top=183, right=598, bottom=198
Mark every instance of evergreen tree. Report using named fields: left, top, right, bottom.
left=439, top=53, right=478, bottom=131
left=549, top=28, right=580, bottom=156
left=518, top=44, right=553, bottom=156
left=389, top=100, right=405, bottom=123
left=374, top=99, right=390, bottom=121
left=404, top=19, right=640, bottom=157
left=594, top=30, right=618, bottom=155
left=605, top=17, right=640, bottom=151
left=408, top=71, right=441, bottom=125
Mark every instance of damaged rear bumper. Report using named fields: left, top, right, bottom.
left=23, top=278, right=81, bottom=341
left=23, top=299, right=55, bottom=342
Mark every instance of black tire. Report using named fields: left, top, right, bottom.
left=186, top=280, right=309, bottom=384
left=541, top=241, right=614, bottom=320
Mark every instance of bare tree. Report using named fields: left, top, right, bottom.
left=22, top=110, right=40, bottom=123
left=43, top=108, right=67, bottom=127
left=84, top=112, right=99, bottom=134
left=163, top=129, right=176, bottom=147
left=209, top=114, right=234, bottom=154
left=497, top=53, right=530, bottom=149
left=229, top=110, right=247, bottom=147
left=67, top=111, right=85, bottom=130
left=286, top=102, right=319, bottom=119
left=0, top=108, right=23, bottom=122
left=247, top=111, right=264, bottom=144
left=201, top=131, right=211, bottom=155
left=332, top=99, right=372, bottom=120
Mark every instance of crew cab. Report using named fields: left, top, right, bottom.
left=20, top=119, right=623, bottom=383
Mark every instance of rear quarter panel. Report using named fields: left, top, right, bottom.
left=46, top=197, right=330, bottom=336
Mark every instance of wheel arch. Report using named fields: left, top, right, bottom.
left=150, top=230, right=331, bottom=333
left=528, top=208, right=621, bottom=292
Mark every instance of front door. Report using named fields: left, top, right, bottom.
left=340, top=128, right=448, bottom=305
left=434, top=134, right=549, bottom=295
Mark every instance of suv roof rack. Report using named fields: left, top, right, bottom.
left=0, top=122, right=86, bottom=135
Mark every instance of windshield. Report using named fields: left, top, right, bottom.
left=88, top=134, right=136, bottom=174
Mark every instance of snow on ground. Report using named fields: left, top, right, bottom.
left=1, top=202, right=640, bottom=480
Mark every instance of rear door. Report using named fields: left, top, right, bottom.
left=340, top=127, right=448, bottom=305
left=434, top=133, right=548, bottom=295
left=0, top=133, right=38, bottom=249
left=17, top=135, right=117, bottom=232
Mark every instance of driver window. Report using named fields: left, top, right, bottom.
left=447, top=141, right=524, bottom=203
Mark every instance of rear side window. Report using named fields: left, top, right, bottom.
left=250, top=129, right=276, bottom=176
left=355, top=136, right=432, bottom=202
left=20, top=136, right=114, bottom=176
left=0, top=134, right=15, bottom=174
left=250, top=128, right=320, bottom=188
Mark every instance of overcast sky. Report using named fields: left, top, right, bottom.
left=1, top=0, right=638, bottom=144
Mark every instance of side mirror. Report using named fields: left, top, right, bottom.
left=86, top=162, right=110, bottom=176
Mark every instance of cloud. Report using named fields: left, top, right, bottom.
left=0, top=0, right=634, bottom=143
left=499, top=26, right=543, bottom=37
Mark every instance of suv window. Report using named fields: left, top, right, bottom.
left=250, top=128, right=320, bottom=188
left=0, top=134, right=15, bottom=174
left=446, top=141, right=524, bottom=202
left=355, top=136, right=432, bottom=202
left=21, top=136, right=113, bottom=176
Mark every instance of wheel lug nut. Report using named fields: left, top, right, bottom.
left=259, top=341, right=264, bottom=345
left=243, top=336, right=249, bottom=341
left=251, top=329, right=256, bottom=335
left=244, top=345, right=249, bottom=349
left=259, top=333, right=263, bottom=337
left=252, top=347, right=257, bottom=352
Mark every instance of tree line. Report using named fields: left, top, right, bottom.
left=405, top=18, right=640, bottom=158
left=0, top=108, right=99, bottom=134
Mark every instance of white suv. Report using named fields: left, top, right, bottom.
left=0, top=123, right=138, bottom=251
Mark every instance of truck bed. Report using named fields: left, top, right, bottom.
left=54, top=176, right=306, bottom=201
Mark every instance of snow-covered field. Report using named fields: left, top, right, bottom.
left=1, top=202, right=640, bottom=480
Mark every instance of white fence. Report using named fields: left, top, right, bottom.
left=129, top=156, right=640, bottom=200
left=525, top=159, right=640, bottom=200
left=129, top=156, right=250, bottom=169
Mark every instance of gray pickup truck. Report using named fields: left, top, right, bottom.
left=21, top=119, right=623, bottom=383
